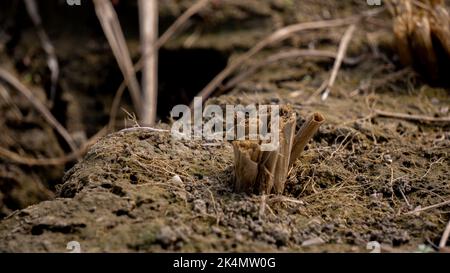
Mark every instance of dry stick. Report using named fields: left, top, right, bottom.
left=320, top=24, right=356, bottom=101
left=93, top=0, right=142, bottom=117
left=289, top=112, right=325, bottom=166
left=108, top=0, right=211, bottom=130
left=0, top=127, right=107, bottom=166
left=195, top=8, right=384, bottom=104
left=0, top=67, right=78, bottom=154
left=439, top=219, right=450, bottom=249
left=23, top=0, right=59, bottom=104
left=139, top=0, right=159, bottom=125
left=223, top=49, right=360, bottom=91
left=405, top=199, right=450, bottom=215
left=374, top=109, right=450, bottom=124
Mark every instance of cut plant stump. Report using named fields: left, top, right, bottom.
left=387, top=0, right=450, bottom=82
left=232, top=106, right=324, bottom=195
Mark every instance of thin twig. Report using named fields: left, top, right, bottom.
left=23, top=0, right=59, bottom=104
left=374, top=109, right=450, bottom=124
left=320, top=24, right=356, bottom=101
left=139, top=0, right=158, bottom=125
left=156, top=0, right=210, bottom=48
left=0, top=67, right=78, bottom=154
left=405, top=199, right=450, bottom=215
left=194, top=8, right=384, bottom=104
left=119, top=127, right=169, bottom=133
left=439, top=219, right=450, bottom=249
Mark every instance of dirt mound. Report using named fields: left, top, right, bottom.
left=0, top=0, right=449, bottom=253
left=0, top=91, right=448, bottom=252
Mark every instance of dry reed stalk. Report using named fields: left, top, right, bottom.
left=440, top=219, right=450, bottom=249
left=108, top=0, right=211, bottom=130
left=93, top=0, right=142, bottom=116
left=430, top=5, right=450, bottom=56
left=232, top=106, right=325, bottom=195
left=139, top=0, right=158, bottom=125
left=387, top=0, right=450, bottom=81
left=412, top=16, right=439, bottom=81
left=289, top=112, right=325, bottom=166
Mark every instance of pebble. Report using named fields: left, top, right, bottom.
left=156, top=226, right=177, bottom=247
left=193, top=199, right=207, bottom=214
left=302, top=237, right=325, bottom=247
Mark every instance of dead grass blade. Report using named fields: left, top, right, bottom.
left=405, top=199, right=450, bottom=214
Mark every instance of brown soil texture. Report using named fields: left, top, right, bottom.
left=0, top=0, right=449, bottom=252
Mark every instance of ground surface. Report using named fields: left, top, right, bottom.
left=0, top=0, right=449, bottom=252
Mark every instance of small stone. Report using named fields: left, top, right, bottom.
left=156, top=226, right=177, bottom=247
left=211, top=226, right=222, bottom=235
left=302, top=237, right=325, bottom=247
left=193, top=199, right=207, bottom=214
left=383, top=154, right=393, bottom=164
left=235, top=232, right=244, bottom=242
left=272, top=228, right=290, bottom=246
left=169, top=175, right=183, bottom=186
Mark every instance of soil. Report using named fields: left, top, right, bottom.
left=0, top=0, right=449, bottom=252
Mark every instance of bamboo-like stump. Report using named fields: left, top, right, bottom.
left=232, top=106, right=324, bottom=195
left=387, top=0, right=450, bottom=82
